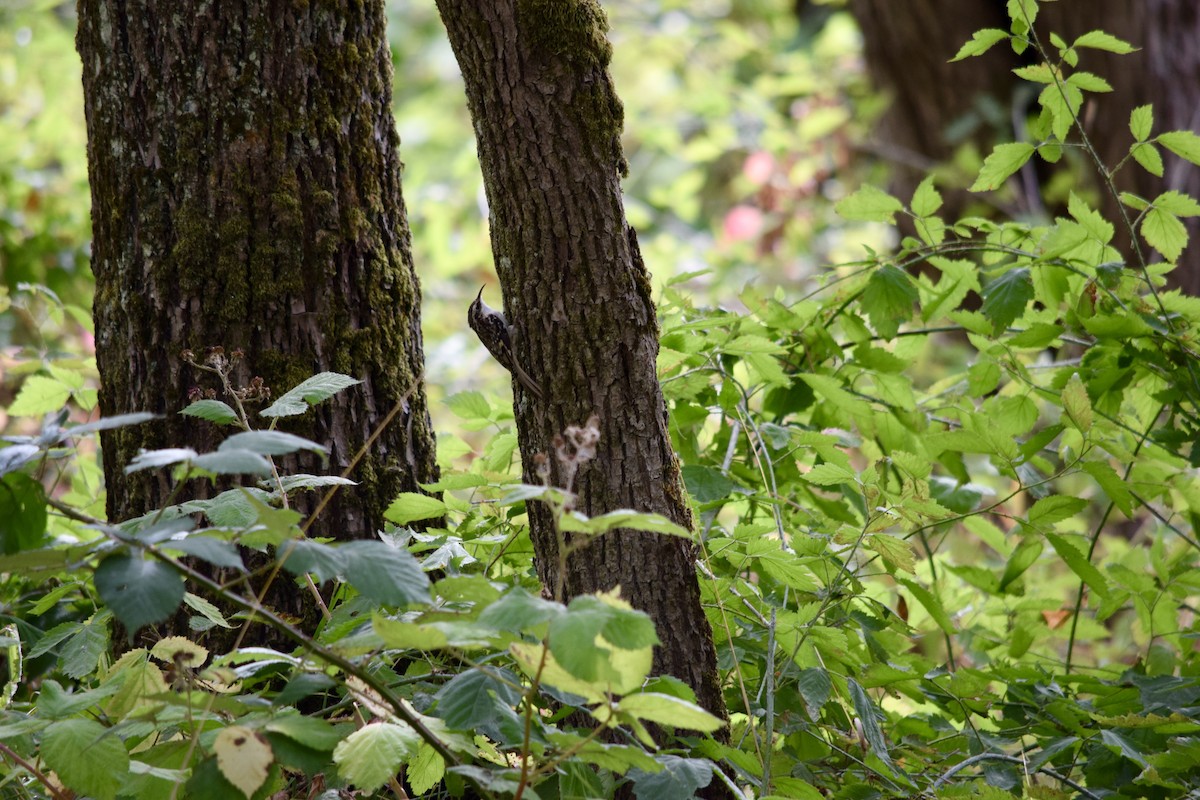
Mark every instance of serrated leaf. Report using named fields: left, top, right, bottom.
left=1061, top=373, right=1093, bottom=433
left=41, top=719, right=129, bottom=800
left=980, top=267, right=1033, bottom=332
left=214, top=725, right=273, bottom=799
left=64, top=412, right=157, bottom=438
left=1028, top=495, right=1088, bottom=527
left=181, top=400, right=240, bottom=426
left=94, top=554, right=185, bottom=634
left=910, top=176, right=942, bottom=217
left=191, top=449, right=274, bottom=476
left=1066, top=71, right=1112, bottom=92
left=0, top=473, right=47, bottom=554
left=616, top=694, right=724, bottom=732
left=681, top=465, right=737, bottom=503
left=861, top=264, right=918, bottom=338
left=1132, top=143, right=1164, bottom=177
left=867, top=534, right=915, bottom=574
left=340, top=540, right=431, bottom=606
left=1153, top=190, right=1200, bottom=217
left=628, top=755, right=713, bottom=800
left=260, top=372, right=360, bottom=418
left=407, top=743, right=445, bottom=796
left=220, top=430, right=326, bottom=456
left=434, top=668, right=522, bottom=731
left=476, top=587, right=564, bottom=632
left=1073, top=30, right=1135, bottom=53
left=951, top=28, right=1009, bottom=61
left=804, top=463, right=856, bottom=486
left=333, top=722, right=419, bottom=793
left=559, top=509, right=692, bottom=538
left=896, top=578, right=955, bottom=634
left=1129, top=105, right=1153, bottom=141
left=124, top=447, right=198, bottom=474
left=7, top=375, right=72, bottom=417
left=1046, top=533, right=1109, bottom=597
left=1142, top=207, right=1187, bottom=262
left=835, top=184, right=903, bottom=223
left=1158, top=130, right=1200, bottom=165
left=848, top=679, right=892, bottom=764
left=970, top=142, right=1035, bottom=192
left=796, top=668, right=832, bottom=714
left=1080, top=461, right=1133, bottom=517
left=444, top=391, right=494, bottom=421
left=384, top=492, right=447, bottom=525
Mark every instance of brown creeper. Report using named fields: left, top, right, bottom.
left=467, top=286, right=544, bottom=401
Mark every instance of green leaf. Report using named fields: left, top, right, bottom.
left=0, top=473, right=47, bottom=554
left=1158, top=130, right=1200, bottom=165
left=1028, top=496, right=1088, bottom=527
left=190, top=449, right=274, bottom=476
left=333, top=722, right=418, bottom=794
left=910, top=176, right=942, bottom=217
left=1142, top=207, right=1187, bottom=262
left=384, top=492, right=447, bottom=525
left=1072, top=30, right=1135, bottom=53
left=407, top=743, right=445, bottom=796
left=970, top=142, right=1036, bottom=192
left=681, top=465, right=737, bottom=503
left=796, top=668, right=832, bottom=714
left=260, top=372, right=361, bottom=418
left=434, top=668, right=522, bottom=732
left=867, top=534, right=915, bottom=574
left=219, top=430, right=326, bottom=456
left=181, top=400, right=239, bottom=426
left=862, top=264, right=918, bottom=338
left=1081, top=461, right=1134, bottom=517
left=980, top=267, right=1034, bottom=332
left=94, top=554, right=185, bottom=634
left=951, top=28, right=1010, bottom=61
left=999, top=538, right=1043, bottom=591
left=124, top=447, right=198, bottom=474
left=279, top=539, right=344, bottom=583
left=896, top=578, right=955, bottom=634
left=617, top=694, right=724, bottom=732
left=549, top=595, right=658, bottom=689
left=1129, top=105, right=1153, bottom=141
left=339, top=540, right=431, bottom=606
left=41, top=719, right=129, bottom=800
left=848, top=679, right=892, bottom=764
left=804, top=463, right=856, bottom=486
left=444, top=391, right=494, bottom=422
left=7, top=375, right=72, bottom=417
left=476, top=587, right=563, bottom=632
left=1046, top=533, right=1109, bottom=597
left=1061, top=372, right=1093, bottom=433
left=1153, top=190, right=1200, bottom=217
left=1131, top=143, right=1164, bottom=177
left=835, top=184, right=904, bottom=223
left=559, top=509, right=692, bottom=538
left=628, top=755, right=713, bottom=800
left=1066, top=71, right=1112, bottom=92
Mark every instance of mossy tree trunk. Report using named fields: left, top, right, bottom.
left=850, top=0, right=1200, bottom=293
left=76, top=0, right=436, bottom=634
left=435, top=0, right=728, bottom=726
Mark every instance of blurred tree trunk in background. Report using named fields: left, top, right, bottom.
left=435, top=0, right=729, bottom=747
left=847, top=0, right=1200, bottom=294
left=76, top=0, right=437, bottom=639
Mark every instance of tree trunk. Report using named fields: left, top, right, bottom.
left=850, top=0, right=1200, bottom=292
left=77, top=0, right=436, bottom=634
left=435, top=0, right=728, bottom=729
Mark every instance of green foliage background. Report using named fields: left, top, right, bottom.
left=2, top=1, right=1199, bottom=799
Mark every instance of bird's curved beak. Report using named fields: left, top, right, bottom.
left=475, top=286, right=485, bottom=302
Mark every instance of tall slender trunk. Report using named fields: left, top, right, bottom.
left=435, top=0, right=728, bottom=726
left=77, top=0, right=437, bottom=638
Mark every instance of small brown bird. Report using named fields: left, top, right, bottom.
left=467, top=287, right=544, bottom=401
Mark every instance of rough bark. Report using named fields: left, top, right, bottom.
left=77, top=0, right=436, bottom=635
left=850, top=0, right=1200, bottom=293
left=435, top=0, right=727, bottom=729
